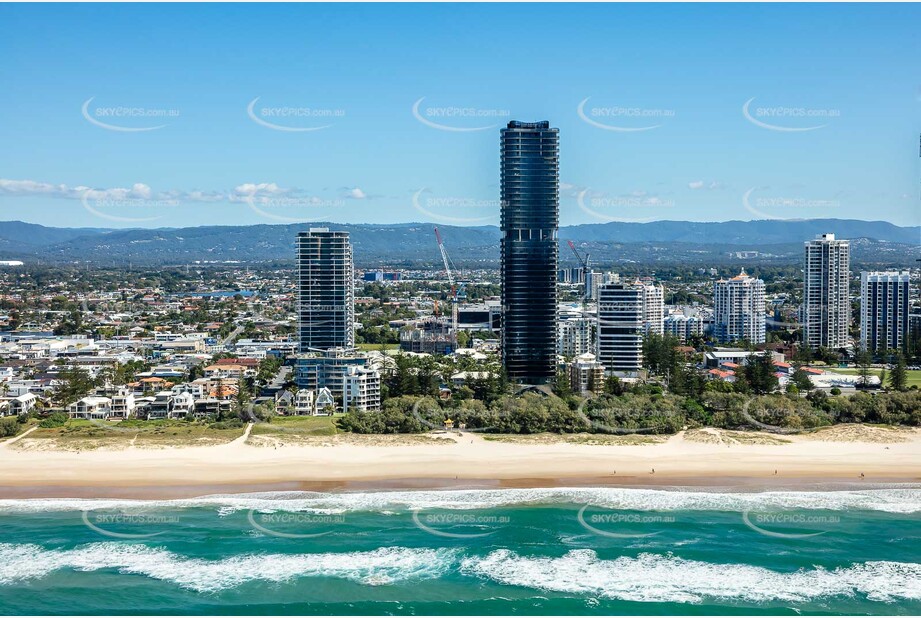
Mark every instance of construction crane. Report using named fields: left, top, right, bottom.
left=434, top=227, right=459, bottom=331
left=567, top=240, right=593, bottom=298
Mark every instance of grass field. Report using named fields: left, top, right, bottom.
left=250, top=415, right=339, bottom=437
left=356, top=343, right=399, bottom=351
left=828, top=368, right=921, bottom=388
left=17, top=419, right=246, bottom=450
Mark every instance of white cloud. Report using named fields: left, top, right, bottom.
left=688, top=180, right=724, bottom=191
left=0, top=177, right=373, bottom=208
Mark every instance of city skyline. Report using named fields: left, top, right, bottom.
left=1, top=4, right=920, bottom=229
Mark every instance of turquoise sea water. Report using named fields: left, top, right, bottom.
left=0, top=486, right=918, bottom=615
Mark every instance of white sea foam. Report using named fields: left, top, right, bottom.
left=461, top=549, right=921, bottom=604
left=0, top=543, right=455, bottom=592
left=0, top=486, right=919, bottom=515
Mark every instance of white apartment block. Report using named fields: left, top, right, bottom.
left=557, top=316, right=595, bottom=358
left=713, top=269, right=766, bottom=344
left=860, top=271, right=910, bottom=353
left=803, top=233, right=850, bottom=350
left=664, top=313, right=704, bottom=343
left=342, top=366, right=381, bottom=412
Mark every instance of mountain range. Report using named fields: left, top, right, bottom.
left=0, top=219, right=917, bottom=267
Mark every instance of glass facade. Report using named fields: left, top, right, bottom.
left=296, top=228, right=355, bottom=352
left=500, top=120, right=559, bottom=384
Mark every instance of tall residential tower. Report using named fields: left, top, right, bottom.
left=713, top=269, right=766, bottom=344
left=296, top=228, right=355, bottom=352
left=803, top=233, right=850, bottom=350
left=860, top=271, right=910, bottom=353
left=500, top=120, right=559, bottom=384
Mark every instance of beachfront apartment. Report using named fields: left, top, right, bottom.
left=342, top=366, right=381, bottom=412
left=145, top=391, right=195, bottom=420
left=67, top=396, right=113, bottom=420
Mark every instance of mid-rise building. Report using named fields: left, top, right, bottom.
left=557, top=316, right=595, bottom=358
left=713, top=269, right=766, bottom=344
left=664, top=313, right=704, bottom=343
left=568, top=353, right=605, bottom=395
left=500, top=120, right=559, bottom=384
left=803, top=233, right=850, bottom=350
left=860, top=271, right=910, bottom=353
left=399, top=317, right=457, bottom=355
left=342, top=366, right=381, bottom=412
left=596, top=281, right=662, bottom=374
left=297, top=228, right=355, bottom=352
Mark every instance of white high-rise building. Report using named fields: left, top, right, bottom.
left=642, top=282, right=665, bottom=336
left=713, top=269, right=766, bottom=344
left=585, top=271, right=604, bottom=301
left=596, top=280, right=664, bottom=374
left=860, top=271, right=910, bottom=353
left=803, top=233, right=850, bottom=350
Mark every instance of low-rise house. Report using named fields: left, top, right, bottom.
left=274, top=390, right=295, bottom=415
left=450, top=371, right=493, bottom=387
left=146, top=391, right=194, bottom=420
left=293, top=389, right=314, bottom=415
left=315, top=387, right=336, bottom=415
left=192, top=398, right=232, bottom=419
left=67, top=396, right=113, bottom=420
left=110, top=388, right=136, bottom=419
left=8, top=392, right=37, bottom=415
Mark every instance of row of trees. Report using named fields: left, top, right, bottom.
left=338, top=389, right=921, bottom=435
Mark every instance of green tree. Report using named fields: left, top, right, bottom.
left=889, top=352, right=908, bottom=391
left=739, top=352, right=779, bottom=395
left=855, top=349, right=873, bottom=387
left=790, top=365, right=814, bottom=392
left=52, top=366, right=96, bottom=405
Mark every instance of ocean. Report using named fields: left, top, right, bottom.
left=0, top=486, right=918, bottom=615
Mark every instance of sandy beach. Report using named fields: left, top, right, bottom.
left=0, top=424, right=918, bottom=498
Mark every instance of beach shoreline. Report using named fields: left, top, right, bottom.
left=0, top=425, right=919, bottom=499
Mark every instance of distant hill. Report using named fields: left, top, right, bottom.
left=560, top=219, right=921, bottom=245
left=0, top=219, right=917, bottom=267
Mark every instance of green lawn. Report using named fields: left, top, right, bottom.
left=829, top=368, right=921, bottom=388
left=250, top=415, right=339, bottom=437
left=356, top=343, right=399, bottom=351
left=22, top=418, right=246, bottom=449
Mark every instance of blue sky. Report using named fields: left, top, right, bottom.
left=1, top=3, right=919, bottom=229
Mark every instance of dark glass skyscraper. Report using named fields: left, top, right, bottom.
left=500, top=120, right=559, bottom=384
left=296, top=228, right=355, bottom=352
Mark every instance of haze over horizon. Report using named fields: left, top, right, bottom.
left=1, top=4, right=919, bottom=229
